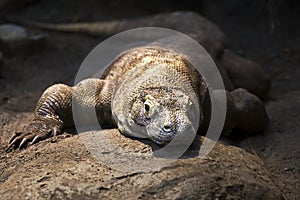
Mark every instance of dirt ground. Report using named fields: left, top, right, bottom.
left=0, top=0, right=299, bottom=199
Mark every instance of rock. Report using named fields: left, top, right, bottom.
left=220, top=49, right=271, bottom=99
left=0, top=24, right=27, bottom=41
left=0, top=24, right=45, bottom=54
left=124, top=12, right=227, bottom=61
left=240, top=90, right=300, bottom=200
left=0, top=113, right=283, bottom=199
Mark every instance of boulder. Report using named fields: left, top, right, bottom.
left=0, top=113, right=283, bottom=199
left=0, top=24, right=45, bottom=54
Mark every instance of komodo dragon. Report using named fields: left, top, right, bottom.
left=7, top=12, right=270, bottom=150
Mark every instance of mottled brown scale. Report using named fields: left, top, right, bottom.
left=6, top=45, right=269, bottom=150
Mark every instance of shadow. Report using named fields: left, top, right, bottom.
left=126, top=133, right=204, bottom=159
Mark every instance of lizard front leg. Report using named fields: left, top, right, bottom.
left=7, top=78, right=110, bottom=150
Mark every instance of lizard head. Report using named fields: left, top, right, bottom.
left=130, top=89, right=196, bottom=145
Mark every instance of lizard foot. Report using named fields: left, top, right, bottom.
left=6, top=116, right=63, bottom=151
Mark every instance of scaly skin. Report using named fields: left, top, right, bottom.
left=6, top=12, right=270, bottom=149
left=7, top=46, right=268, bottom=150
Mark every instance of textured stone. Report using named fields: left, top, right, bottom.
left=0, top=24, right=45, bottom=54
left=0, top=113, right=283, bottom=199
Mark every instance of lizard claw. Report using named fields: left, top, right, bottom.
left=6, top=117, right=63, bottom=151
left=31, top=135, right=40, bottom=145
left=8, top=132, right=21, bottom=144
left=6, top=132, right=40, bottom=151
left=19, top=138, right=28, bottom=149
left=53, top=127, right=59, bottom=136
left=6, top=139, right=16, bottom=151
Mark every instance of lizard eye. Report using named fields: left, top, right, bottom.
left=144, top=100, right=155, bottom=118
left=144, top=103, right=150, bottom=113
left=143, top=95, right=158, bottom=118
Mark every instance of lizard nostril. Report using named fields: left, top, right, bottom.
left=163, top=125, right=172, bottom=132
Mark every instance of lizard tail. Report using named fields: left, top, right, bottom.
left=5, top=16, right=124, bottom=36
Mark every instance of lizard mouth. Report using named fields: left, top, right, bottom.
left=148, top=123, right=196, bottom=146
left=148, top=130, right=176, bottom=145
